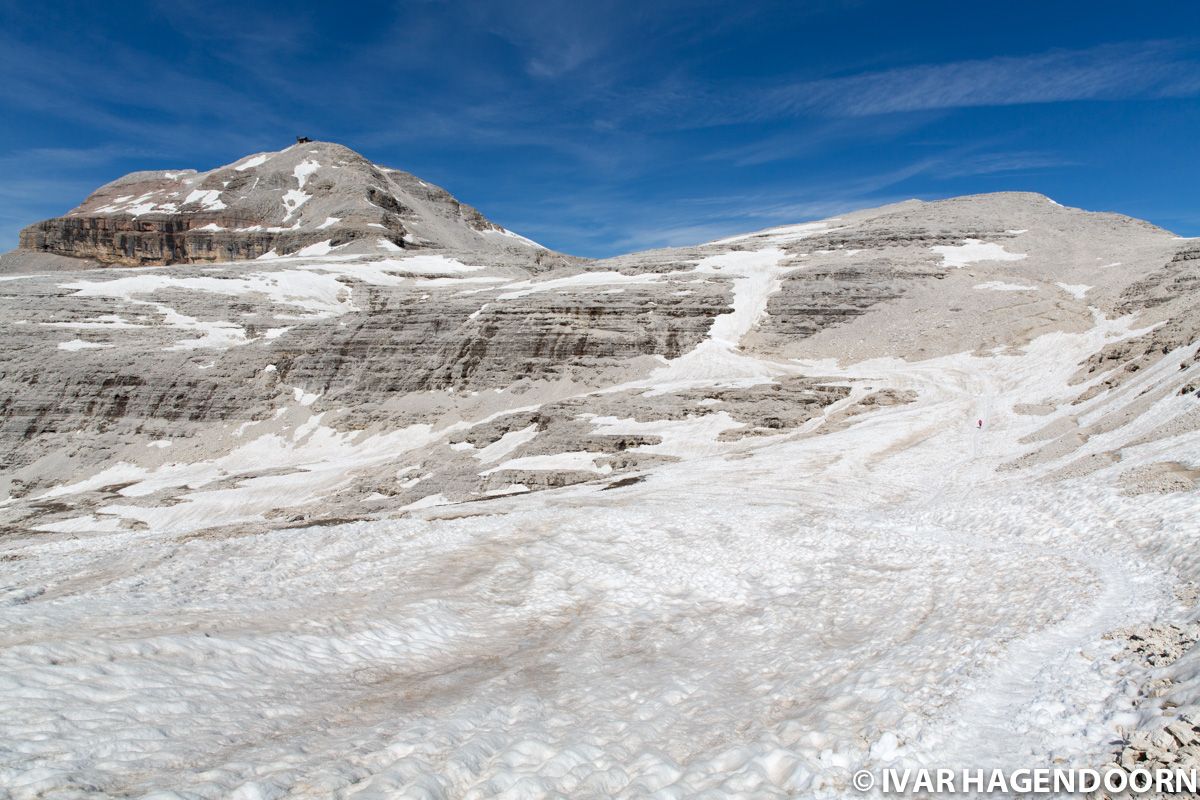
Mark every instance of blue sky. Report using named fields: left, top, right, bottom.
left=1, top=1, right=1198, bottom=258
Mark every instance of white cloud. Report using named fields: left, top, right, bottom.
left=765, top=41, right=1200, bottom=118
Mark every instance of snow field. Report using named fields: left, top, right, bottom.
left=2, top=447, right=1192, bottom=798
left=2, top=242, right=1197, bottom=797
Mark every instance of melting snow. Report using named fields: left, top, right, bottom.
left=481, top=227, right=545, bottom=249
left=372, top=255, right=487, bottom=276
left=498, top=271, right=658, bottom=300
left=293, top=160, right=321, bottom=189
left=235, top=154, right=269, bottom=171
left=481, top=451, right=613, bottom=476
left=710, top=220, right=835, bottom=245
left=292, top=387, right=320, bottom=406
left=401, top=493, right=452, bottom=510
left=41, top=314, right=139, bottom=330
left=1056, top=282, right=1092, bottom=300
left=56, top=339, right=111, bottom=351
left=588, top=411, right=745, bottom=458
left=295, top=240, right=334, bottom=257
left=60, top=273, right=353, bottom=320
left=183, top=189, right=226, bottom=211
left=7, top=212, right=1200, bottom=798
left=975, top=281, right=1037, bottom=292
left=474, top=425, right=540, bottom=464
left=932, top=239, right=1027, bottom=268
left=282, top=189, right=310, bottom=220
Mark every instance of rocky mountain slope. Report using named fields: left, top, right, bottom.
left=0, top=145, right=1197, bottom=798
left=14, top=141, right=548, bottom=266
left=1, top=172, right=1193, bottom=526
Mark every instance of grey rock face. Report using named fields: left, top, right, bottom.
left=0, top=266, right=731, bottom=488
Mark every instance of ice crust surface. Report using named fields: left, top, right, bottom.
left=3, top=310, right=1196, bottom=798
left=1, top=392, right=1193, bottom=798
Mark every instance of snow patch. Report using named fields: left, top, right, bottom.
left=481, top=451, right=612, bottom=476
left=183, top=189, right=226, bottom=211
left=481, top=227, right=544, bottom=249
left=282, top=189, right=310, bottom=220
left=636, top=246, right=792, bottom=391
left=710, top=220, right=835, bottom=245
left=1056, top=282, right=1091, bottom=300
left=588, top=412, right=745, bottom=458
left=293, top=160, right=320, bottom=189
left=474, top=425, right=540, bottom=464
left=932, top=239, right=1027, bottom=268
left=57, top=339, right=112, bottom=351
left=292, top=387, right=319, bottom=406
left=42, top=314, right=139, bottom=330
left=498, top=271, right=657, bottom=300
left=974, top=282, right=1037, bottom=292
left=401, top=493, right=452, bottom=510
left=234, top=154, right=269, bottom=171
left=373, top=255, right=487, bottom=276
left=295, top=240, right=334, bottom=257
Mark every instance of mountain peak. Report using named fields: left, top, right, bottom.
left=17, top=141, right=545, bottom=266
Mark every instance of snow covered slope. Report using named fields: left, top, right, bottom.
left=0, top=181, right=1197, bottom=798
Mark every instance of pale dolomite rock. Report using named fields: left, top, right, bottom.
left=16, top=141, right=552, bottom=266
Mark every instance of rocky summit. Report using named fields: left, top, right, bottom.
left=1, top=143, right=1198, bottom=798
left=15, top=141, right=545, bottom=266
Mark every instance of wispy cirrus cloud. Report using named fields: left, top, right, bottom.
left=936, top=151, right=1079, bottom=178
left=762, top=40, right=1200, bottom=118
left=701, top=115, right=937, bottom=167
